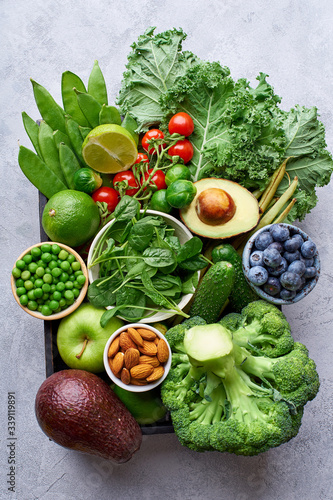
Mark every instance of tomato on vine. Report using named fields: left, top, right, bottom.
left=141, top=168, right=167, bottom=191
left=141, top=129, right=165, bottom=154
left=134, top=152, right=149, bottom=164
left=168, top=112, right=194, bottom=137
left=92, top=187, right=119, bottom=212
left=168, top=139, right=194, bottom=164
left=113, top=170, right=139, bottom=197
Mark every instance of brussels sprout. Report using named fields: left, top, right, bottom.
left=73, top=168, right=102, bottom=194
left=166, top=180, right=197, bottom=209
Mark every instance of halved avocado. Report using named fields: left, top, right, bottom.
left=180, top=178, right=260, bottom=239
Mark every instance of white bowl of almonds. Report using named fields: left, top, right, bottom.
left=104, top=323, right=172, bottom=392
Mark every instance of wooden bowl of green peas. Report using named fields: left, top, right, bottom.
left=11, top=242, right=88, bottom=320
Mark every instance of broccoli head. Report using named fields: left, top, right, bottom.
left=161, top=303, right=319, bottom=456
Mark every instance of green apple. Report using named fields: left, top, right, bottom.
left=56, top=303, right=123, bottom=373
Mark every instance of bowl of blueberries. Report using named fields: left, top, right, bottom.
left=242, top=223, right=320, bottom=305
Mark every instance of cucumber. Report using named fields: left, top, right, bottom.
left=211, top=243, right=259, bottom=312
left=189, top=261, right=235, bottom=323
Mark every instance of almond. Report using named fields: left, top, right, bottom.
left=136, top=328, right=157, bottom=341
left=138, top=340, right=158, bottom=357
left=157, top=338, right=169, bottom=364
left=112, top=351, right=124, bottom=375
left=124, top=348, right=140, bottom=370
left=130, top=378, right=147, bottom=386
left=119, top=331, right=136, bottom=351
left=153, top=337, right=159, bottom=345
left=146, top=365, right=165, bottom=382
left=127, top=327, right=144, bottom=347
left=130, top=363, right=154, bottom=379
left=120, top=368, right=131, bottom=385
left=108, top=336, right=120, bottom=358
left=139, top=355, right=160, bottom=367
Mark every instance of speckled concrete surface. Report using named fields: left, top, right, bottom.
left=1, top=1, right=333, bottom=499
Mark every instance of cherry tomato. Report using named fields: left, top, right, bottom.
left=141, top=129, right=165, bottom=154
left=168, top=139, right=194, bottom=164
left=134, top=152, right=149, bottom=164
left=92, top=187, right=119, bottom=212
left=141, top=168, right=167, bottom=191
left=168, top=112, right=194, bottom=136
left=113, top=170, right=139, bottom=197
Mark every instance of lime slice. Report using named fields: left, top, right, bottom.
left=82, top=124, right=138, bottom=174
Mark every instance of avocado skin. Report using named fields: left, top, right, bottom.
left=35, top=369, right=142, bottom=463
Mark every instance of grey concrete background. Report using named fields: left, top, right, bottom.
left=1, top=1, right=332, bottom=499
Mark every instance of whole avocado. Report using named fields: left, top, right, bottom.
left=35, top=369, right=142, bottom=463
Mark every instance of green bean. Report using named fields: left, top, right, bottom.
left=88, top=60, right=108, bottom=106
left=99, top=104, right=122, bottom=125
left=79, top=126, right=91, bottom=140
left=31, top=79, right=66, bottom=134
left=121, top=113, right=139, bottom=146
left=61, top=70, right=90, bottom=127
left=65, top=116, right=86, bottom=165
left=53, top=129, right=72, bottom=150
left=74, top=88, right=102, bottom=128
left=22, top=112, right=42, bottom=157
left=59, top=142, right=81, bottom=189
left=18, top=145, right=67, bottom=199
left=38, top=121, right=67, bottom=185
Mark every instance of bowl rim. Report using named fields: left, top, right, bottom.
left=11, top=241, right=88, bottom=320
left=103, top=323, right=172, bottom=392
left=242, top=223, right=320, bottom=305
left=87, top=209, right=199, bottom=323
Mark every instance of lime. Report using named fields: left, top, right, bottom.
left=42, top=190, right=100, bottom=247
left=112, top=386, right=167, bottom=425
left=82, top=124, right=138, bottom=174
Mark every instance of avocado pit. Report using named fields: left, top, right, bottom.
left=196, top=188, right=236, bottom=225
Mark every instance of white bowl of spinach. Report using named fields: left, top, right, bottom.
left=87, top=196, right=207, bottom=325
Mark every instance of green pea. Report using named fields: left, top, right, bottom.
left=21, top=270, right=31, bottom=281
left=41, top=304, right=52, bottom=316
left=51, top=244, right=61, bottom=255
left=48, top=260, right=58, bottom=270
left=49, top=300, right=59, bottom=311
left=37, top=260, right=46, bottom=268
left=52, top=291, right=62, bottom=301
left=42, top=283, right=51, bottom=293
left=67, top=254, right=76, bottom=264
left=20, top=295, right=28, bottom=306
left=51, top=267, right=62, bottom=278
left=71, top=261, right=81, bottom=272
left=28, top=300, right=38, bottom=311
left=35, top=266, right=45, bottom=277
left=34, top=288, right=43, bottom=299
left=56, top=282, right=65, bottom=292
left=41, top=252, right=52, bottom=263
left=42, top=293, right=50, bottom=300
left=31, top=246, right=42, bottom=259
left=24, top=280, right=34, bottom=291
left=43, top=273, right=53, bottom=284
left=59, top=298, right=67, bottom=308
left=12, top=267, right=21, bottom=279
left=51, top=254, right=58, bottom=261
left=60, top=260, right=71, bottom=272
left=23, top=254, right=33, bottom=265
left=16, top=278, right=24, bottom=288
left=76, top=274, right=86, bottom=286
left=27, top=290, right=36, bottom=300
left=69, top=275, right=75, bottom=282
left=34, top=278, right=44, bottom=288
left=58, top=249, right=69, bottom=260
left=28, top=262, right=38, bottom=274
left=64, top=290, right=74, bottom=302
left=74, top=270, right=83, bottom=277
left=16, top=287, right=27, bottom=297
left=16, top=259, right=26, bottom=270
left=73, top=288, right=80, bottom=298
left=60, top=272, right=69, bottom=283
left=65, top=281, right=74, bottom=290
left=37, top=305, right=43, bottom=313
left=41, top=243, right=52, bottom=253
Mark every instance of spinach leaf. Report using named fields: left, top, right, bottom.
left=151, top=274, right=182, bottom=292
left=176, top=236, right=203, bottom=263
left=179, top=255, right=208, bottom=271
left=128, top=221, right=154, bottom=251
left=142, top=247, right=176, bottom=268
left=116, top=286, right=147, bottom=320
left=164, top=235, right=181, bottom=252
left=90, top=238, right=115, bottom=266
left=141, top=272, right=175, bottom=310
left=113, top=195, right=140, bottom=221
left=87, top=277, right=122, bottom=307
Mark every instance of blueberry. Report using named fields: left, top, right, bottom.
left=255, top=231, right=273, bottom=250
left=269, top=224, right=290, bottom=242
left=280, top=289, right=297, bottom=300
left=283, top=250, right=301, bottom=263
left=248, top=266, right=268, bottom=286
left=267, top=241, right=284, bottom=253
left=263, top=277, right=281, bottom=296
left=267, top=257, right=288, bottom=277
left=288, top=260, right=306, bottom=276
left=249, top=250, right=264, bottom=267
left=262, top=248, right=282, bottom=268
left=301, top=240, right=317, bottom=259
left=300, top=256, right=314, bottom=267
left=304, top=266, right=317, bottom=279
left=284, top=235, right=303, bottom=253
left=280, top=271, right=302, bottom=291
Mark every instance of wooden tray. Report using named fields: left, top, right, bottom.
left=39, top=192, right=174, bottom=435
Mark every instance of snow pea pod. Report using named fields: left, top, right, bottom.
left=31, top=79, right=66, bottom=134
left=99, top=104, right=122, bottom=125
left=74, top=88, right=102, bottom=129
left=61, top=70, right=90, bottom=127
left=22, top=112, right=42, bottom=157
left=38, top=121, right=67, bottom=185
left=59, top=142, right=81, bottom=189
left=88, top=60, right=108, bottom=106
left=121, top=113, right=139, bottom=146
left=79, top=125, right=91, bottom=140
left=65, top=116, right=86, bottom=165
left=53, top=129, right=72, bottom=150
left=18, top=146, right=67, bottom=199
